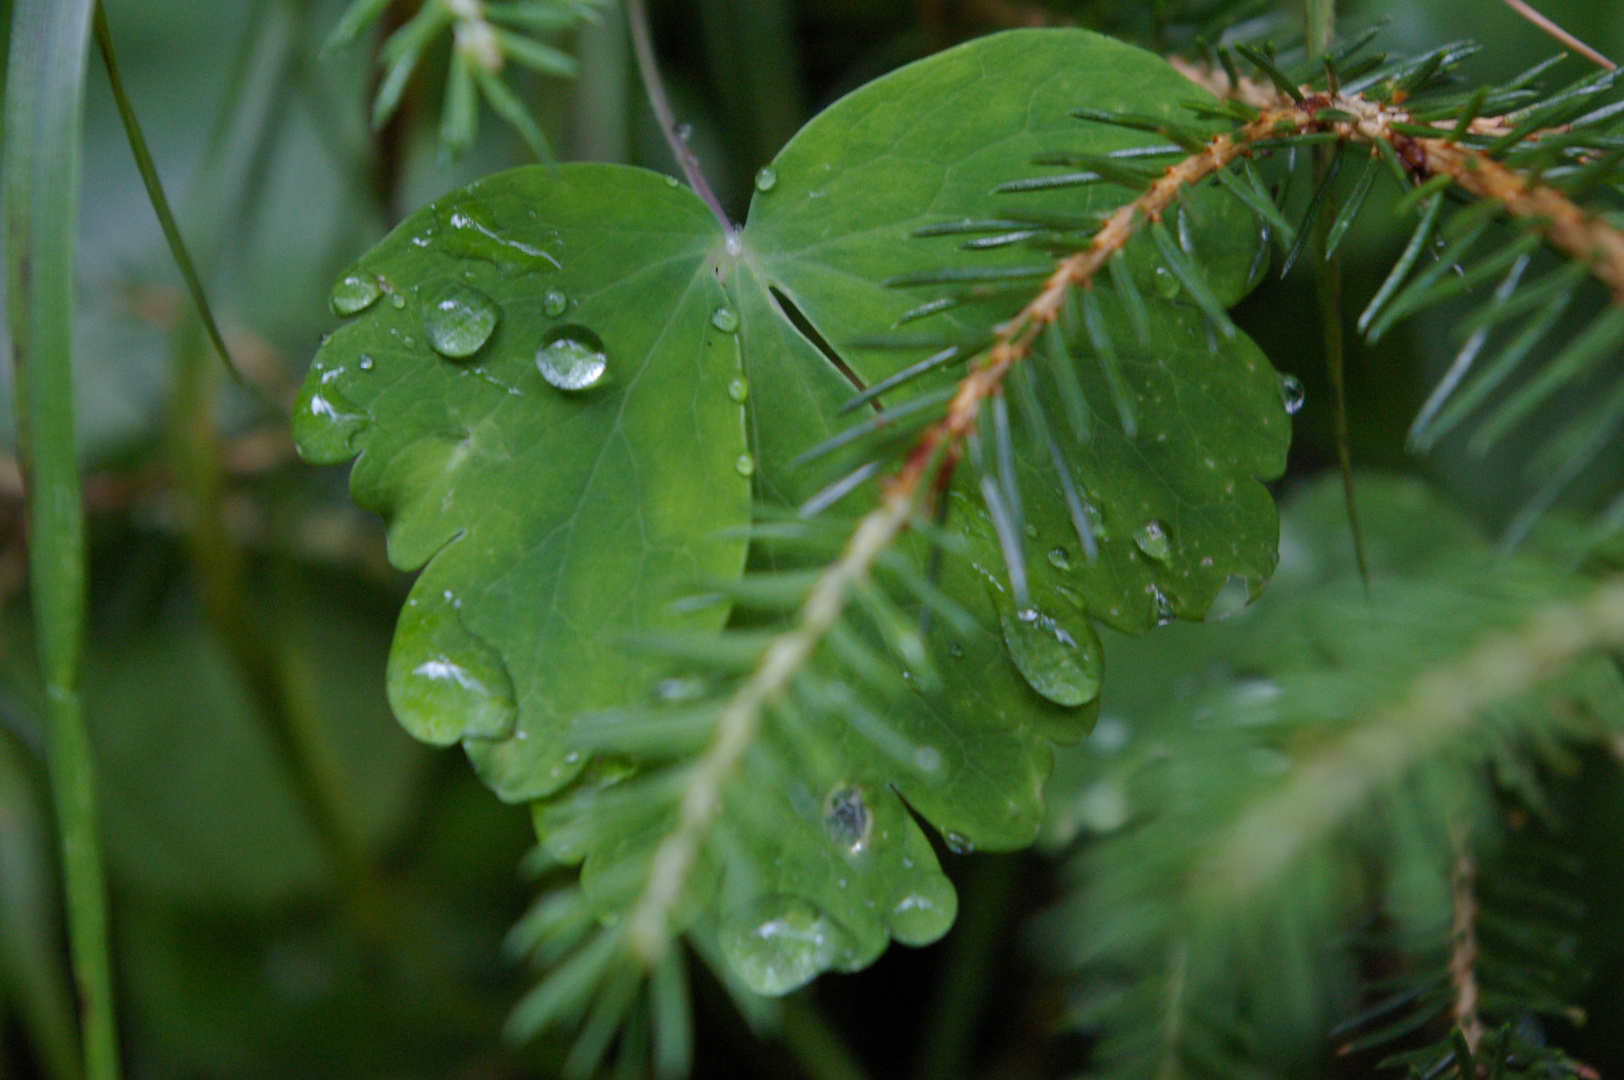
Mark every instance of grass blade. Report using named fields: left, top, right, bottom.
left=3, top=2, right=121, bottom=1079
left=92, top=4, right=242, bottom=383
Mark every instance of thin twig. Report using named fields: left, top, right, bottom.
left=1449, top=842, right=1486, bottom=1055
left=624, top=0, right=735, bottom=236
left=1497, top=0, right=1615, bottom=71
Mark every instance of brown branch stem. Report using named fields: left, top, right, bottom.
left=1449, top=843, right=1486, bottom=1055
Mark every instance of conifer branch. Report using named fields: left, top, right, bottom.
left=1197, top=575, right=1624, bottom=907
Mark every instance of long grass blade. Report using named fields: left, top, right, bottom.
left=3, top=2, right=121, bottom=1078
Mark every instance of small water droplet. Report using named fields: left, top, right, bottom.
left=823, top=786, right=873, bottom=854
left=1205, top=574, right=1251, bottom=621
left=1048, top=546, right=1072, bottom=571
left=1150, top=585, right=1176, bottom=626
left=424, top=283, right=501, bottom=359
left=543, top=289, right=569, bottom=318
left=944, top=832, right=975, bottom=855
left=390, top=293, right=407, bottom=310
left=358, top=355, right=374, bottom=372
left=1153, top=264, right=1181, bottom=299
left=1278, top=373, right=1305, bottom=415
left=1133, top=520, right=1172, bottom=562
left=735, top=454, right=756, bottom=478
left=1023, top=522, right=1038, bottom=539
left=947, top=642, right=964, bottom=658
left=387, top=591, right=517, bottom=744
left=888, top=874, right=957, bottom=946
left=665, top=174, right=680, bottom=187
left=330, top=272, right=382, bottom=316
left=655, top=676, right=708, bottom=703
left=1083, top=503, right=1109, bottom=543
left=720, top=897, right=855, bottom=997
left=728, top=378, right=749, bottom=403
left=914, top=746, right=942, bottom=773
left=755, top=166, right=779, bottom=192
left=1000, top=606, right=1104, bottom=708
left=712, top=307, right=740, bottom=334
left=536, top=325, right=610, bottom=391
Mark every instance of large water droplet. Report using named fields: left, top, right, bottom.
left=1133, top=520, right=1172, bottom=562
left=712, top=307, right=740, bottom=334
left=543, top=289, right=569, bottom=318
left=424, top=283, right=500, bottom=359
left=1278, top=373, right=1305, bottom=415
left=735, top=454, right=756, bottom=478
left=755, top=166, right=779, bottom=192
left=536, top=326, right=610, bottom=391
left=944, top=831, right=975, bottom=855
left=292, top=378, right=368, bottom=464
left=824, top=785, right=873, bottom=854
left=387, top=593, right=518, bottom=746
left=888, top=874, right=957, bottom=946
left=720, top=897, right=854, bottom=997
left=330, top=272, right=382, bottom=316
left=1000, top=607, right=1104, bottom=708
left=728, top=378, right=749, bottom=403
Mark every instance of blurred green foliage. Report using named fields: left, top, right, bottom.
left=3, top=0, right=1624, bottom=1078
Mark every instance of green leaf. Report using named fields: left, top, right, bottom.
left=296, top=166, right=752, bottom=803
left=296, top=28, right=1285, bottom=1004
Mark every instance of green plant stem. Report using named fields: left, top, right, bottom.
left=777, top=996, right=874, bottom=1080
left=166, top=327, right=386, bottom=936
left=2, top=1, right=121, bottom=1078
left=914, top=854, right=1021, bottom=1080
left=91, top=2, right=242, bottom=384
left=624, top=0, right=734, bottom=234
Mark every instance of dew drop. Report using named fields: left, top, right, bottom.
left=999, top=606, right=1104, bottom=708
left=944, top=831, right=975, bottom=855
left=655, top=676, right=708, bottom=702
left=728, top=378, right=750, bottom=403
left=330, top=272, right=382, bottom=316
left=543, top=289, right=569, bottom=318
left=712, top=306, right=740, bottom=334
left=1048, top=546, right=1072, bottom=571
left=358, top=354, right=375, bottom=372
left=1278, top=373, right=1306, bottom=415
left=720, top=897, right=855, bottom=997
left=424, top=283, right=500, bottom=359
left=1205, top=574, right=1251, bottom=621
left=390, top=293, right=407, bottom=310
left=1153, top=264, right=1181, bottom=299
left=292, top=380, right=368, bottom=463
left=914, top=745, right=942, bottom=773
left=735, top=454, right=756, bottom=478
left=1150, top=585, right=1176, bottom=626
left=888, top=874, right=957, bottom=946
left=386, top=591, right=518, bottom=745
left=755, top=166, right=779, bottom=192
left=1133, top=520, right=1172, bottom=562
left=947, top=642, right=964, bottom=658
left=823, top=785, right=873, bottom=854
left=536, top=325, right=610, bottom=391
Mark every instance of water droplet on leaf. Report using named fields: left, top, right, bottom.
left=712, top=307, right=740, bottom=334
left=387, top=592, right=518, bottom=745
left=543, top=289, right=569, bottom=318
left=536, top=326, right=610, bottom=391
left=888, top=874, right=957, bottom=946
left=1048, top=546, right=1072, bottom=571
left=823, top=785, right=873, bottom=854
left=424, top=283, right=500, bottom=359
left=720, top=897, right=854, bottom=997
left=1278, top=373, right=1305, bottom=415
left=292, top=379, right=368, bottom=463
left=1133, top=520, right=1172, bottom=562
left=735, top=454, right=755, bottom=478
left=390, top=293, right=407, bottom=310
left=728, top=378, right=749, bottom=403
left=1000, top=606, right=1104, bottom=708
left=1206, top=574, right=1251, bottom=621
left=755, top=166, right=779, bottom=192
left=358, top=355, right=374, bottom=372
left=1150, top=585, right=1176, bottom=626
left=330, top=272, right=382, bottom=316
left=944, top=831, right=975, bottom=855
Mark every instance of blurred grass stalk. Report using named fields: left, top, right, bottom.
left=2, top=1, right=122, bottom=1079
